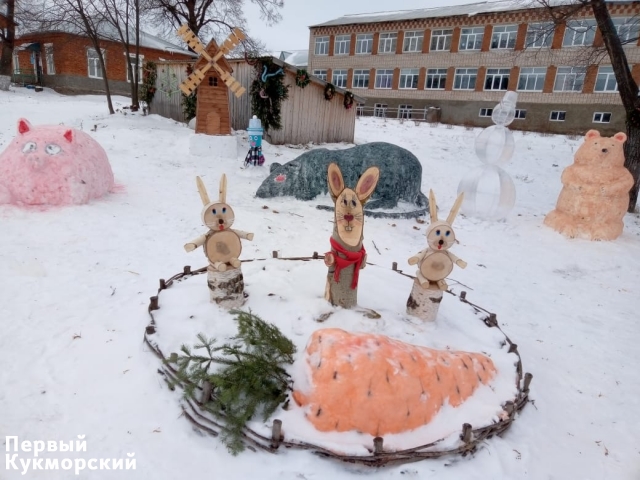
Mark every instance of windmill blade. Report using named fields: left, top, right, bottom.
left=211, top=62, right=246, bottom=98
left=177, top=25, right=213, bottom=62
left=179, top=63, right=212, bottom=95
left=211, top=28, right=246, bottom=63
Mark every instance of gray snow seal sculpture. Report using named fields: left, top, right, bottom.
left=255, top=142, right=429, bottom=218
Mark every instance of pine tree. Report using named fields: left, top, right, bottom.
left=169, top=310, right=296, bottom=455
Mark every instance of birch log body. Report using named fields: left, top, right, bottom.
left=326, top=233, right=362, bottom=309
left=207, top=264, right=246, bottom=308
left=406, top=279, right=443, bottom=322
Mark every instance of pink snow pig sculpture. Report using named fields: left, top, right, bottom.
left=0, top=118, right=114, bottom=205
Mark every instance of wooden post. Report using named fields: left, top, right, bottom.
left=149, top=296, right=159, bottom=311
left=392, top=262, right=398, bottom=271
left=145, top=324, right=156, bottom=335
left=373, top=436, right=384, bottom=454
left=200, top=381, right=213, bottom=404
left=207, top=265, right=246, bottom=308
left=183, top=265, right=192, bottom=275
left=523, top=372, right=533, bottom=393
left=272, top=251, right=278, bottom=258
left=406, top=279, right=443, bottom=322
left=460, top=291, right=467, bottom=301
left=271, top=419, right=283, bottom=448
left=508, top=343, right=518, bottom=354
left=461, top=423, right=473, bottom=443
left=489, top=313, right=498, bottom=326
left=159, top=279, right=167, bottom=290
left=313, top=251, right=318, bottom=259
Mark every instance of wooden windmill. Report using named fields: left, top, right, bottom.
left=177, top=25, right=247, bottom=135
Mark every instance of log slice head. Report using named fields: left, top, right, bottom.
left=202, top=202, right=235, bottom=231
left=426, top=220, right=456, bottom=251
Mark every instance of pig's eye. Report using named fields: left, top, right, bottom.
left=22, top=142, right=36, bottom=153
left=45, top=144, right=61, bottom=155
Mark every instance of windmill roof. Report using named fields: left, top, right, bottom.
left=194, top=39, right=233, bottom=73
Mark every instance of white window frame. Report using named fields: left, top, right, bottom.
left=125, top=53, right=144, bottom=83
left=334, top=35, right=350, bottom=55
left=594, top=66, right=618, bottom=92
left=12, top=52, right=19, bottom=71
left=425, top=68, right=447, bottom=90
left=613, top=17, right=640, bottom=43
left=314, top=36, right=329, bottom=55
left=332, top=69, right=348, bottom=88
left=491, top=25, right=518, bottom=49
left=554, top=66, right=586, bottom=92
left=398, top=104, right=413, bottom=119
left=44, top=43, right=55, bottom=75
left=453, top=67, right=478, bottom=90
left=459, top=27, right=484, bottom=51
left=550, top=110, right=566, bottom=122
left=374, top=103, right=388, bottom=117
left=356, top=104, right=365, bottom=115
left=87, top=48, right=104, bottom=79
left=374, top=69, right=394, bottom=89
left=378, top=32, right=397, bottom=54
left=484, top=68, right=510, bottom=91
left=515, top=109, right=526, bottom=119
left=479, top=108, right=493, bottom=117
left=313, top=69, right=327, bottom=81
left=563, top=20, right=596, bottom=47
left=517, top=67, right=546, bottom=92
left=352, top=69, right=370, bottom=88
left=403, top=31, right=424, bottom=52
left=430, top=29, right=453, bottom=51
left=399, top=68, right=419, bottom=89
left=355, top=34, right=373, bottom=54
left=525, top=22, right=554, bottom=48
left=593, top=112, right=612, bottom=123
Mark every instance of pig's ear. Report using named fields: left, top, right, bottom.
left=63, top=129, right=74, bottom=143
left=17, top=118, right=32, bottom=134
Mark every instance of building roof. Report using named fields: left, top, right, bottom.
left=272, top=50, right=308, bottom=67
left=309, top=0, right=627, bottom=27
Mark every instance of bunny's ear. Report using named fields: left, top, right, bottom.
left=447, top=192, right=464, bottom=225
left=355, top=166, right=380, bottom=203
left=327, top=163, right=344, bottom=201
left=196, top=176, right=210, bottom=205
left=429, top=190, right=438, bottom=223
left=219, top=174, right=227, bottom=204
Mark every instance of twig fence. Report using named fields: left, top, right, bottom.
left=144, top=252, right=533, bottom=467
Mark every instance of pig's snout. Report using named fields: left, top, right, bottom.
left=28, top=156, right=46, bottom=170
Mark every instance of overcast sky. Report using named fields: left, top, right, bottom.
left=243, top=0, right=482, bottom=52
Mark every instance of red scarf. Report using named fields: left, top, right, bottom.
left=327, top=237, right=366, bottom=289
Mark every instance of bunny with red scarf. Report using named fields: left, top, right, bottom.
left=324, top=163, right=379, bottom=308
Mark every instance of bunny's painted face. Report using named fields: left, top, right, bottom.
left=202, top=202, right=235, bottom=231
left=427, top=221, right=456, bottom=251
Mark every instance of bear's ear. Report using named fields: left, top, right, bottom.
left=613, top=132, right=627, bottom=143
left=17, top=118, right=32, bottom=134
left=585, top=130, right=600, bottom=140
left=63, top=129, right=74, bottom=143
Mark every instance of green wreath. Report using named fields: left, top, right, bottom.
left=295, top=69, right=311, bottom=88
left=344, top=91, right=354, bottom=110
left=324, top=83, right=336, bottom=101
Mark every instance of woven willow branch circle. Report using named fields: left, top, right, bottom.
left=144, top=254, right=532, bottom=467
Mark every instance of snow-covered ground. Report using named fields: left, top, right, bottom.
left=1, top=87, right=639, bottom=479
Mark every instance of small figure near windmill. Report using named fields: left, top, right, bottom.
left=407, top=190, right=467, bottom=322
left=184, top=176, right=254, bottom=308
left=177, top=25, right=246, bottom=136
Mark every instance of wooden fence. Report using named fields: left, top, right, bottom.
left=149, top=61, right=192, bottom=122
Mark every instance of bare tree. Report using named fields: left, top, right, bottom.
left=96, top=0, right=141, bottom=109
left=536, top=0, right=640, bottom=212
left=0, top=0, right=16, bottom=76
left=143, top=0, right=281, bottom=52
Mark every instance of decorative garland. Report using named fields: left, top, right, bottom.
left=324, top=83, right=335, bottom=101
left=344, top=91, right=354, bottom=110
left=140, top=61, right=157, bottom=105
left=250, top=58, right=289, bottom=132
left=182, top=64, right=197, bottom=121
left=295, top=69, right=311, bottom=88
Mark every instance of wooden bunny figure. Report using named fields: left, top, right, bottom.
left=324, top=163, right=380, bottom=308
left=406, top=190, right=466, bottom=321
left=184, top=175, right=254, bottom=308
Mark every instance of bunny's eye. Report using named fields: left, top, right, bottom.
left=212, top=208, right=217, bottom=214
left=45, top=144, right=61, bottom=155
left=222, top=207, right=227, bottom=213
left=351, top=200, right=356, bottom=207
left=445, top=231, right=450, bottom=236
left=22, top=141, right=36, bottom=153
left=436, top=230, right=441, bottom=236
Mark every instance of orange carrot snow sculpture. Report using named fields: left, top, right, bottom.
left=292, top=328, right=497, bottom=436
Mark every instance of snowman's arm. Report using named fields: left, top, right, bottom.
left=232, top=229, right=254, bottom=241
left=184, top=234, right=207, bottom=252
left=447, top=251, right=467, bottom=269
left=408, top=249, right=428, bottom=265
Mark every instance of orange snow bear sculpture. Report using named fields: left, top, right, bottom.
left=544, top=130, right=634, bottom=241
left=292, top=329, right=496, bottom=436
